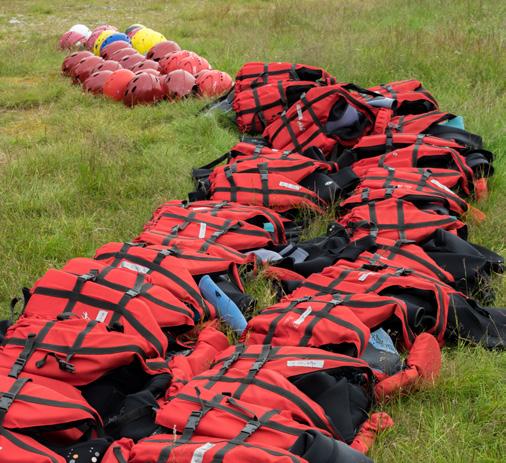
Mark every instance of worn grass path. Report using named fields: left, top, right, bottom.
left=0, top=1, right=505, bottom=461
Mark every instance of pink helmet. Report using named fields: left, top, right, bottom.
left=130, top=59, right=159, bottom=73
left=123, top=73, right=165, bottom=106
left=135, top=69, right=160, bottom=77
left=61, top=51, right=93, bottom=76
left=119, top=53, right=146, bottom=70
left=59, top=31, right=86, bottom=50
left=196, top=70, right=233, bottom=97
left=71, top=55, right=103, bottom=84
left=109, top=47, right=138, bottom=62
left=100, top=41, right=131, bottom=59
left=146, top=40, right=182, bottom=62
left=92, top=60, right=123, bottom=73
left=83, top=70, right=113, bottom=94
left=163, top=69, right=196, bottom=99
left=86, top=25, right=117, bottom=51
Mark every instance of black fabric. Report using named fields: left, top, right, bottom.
left=291, top=372, right=370, bottom=443
left=52, top=438, right=111, bottom=463
left=0, top=319, right=11, bottom=344
left=290, top=429, right=373, bottom=463
left=446, top=294, right=505, bottom=349
left=421, top=229, right=504, bottom=303
left=380, top=288, right=438, bottom=334
left=105, top=389, right=158, bottom=440
left=426, top=124, right=483, bottom=150
left=213, top=275, right=255, bottom=312
left=299, top=171, right=340, bottom=203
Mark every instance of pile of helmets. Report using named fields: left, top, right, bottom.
left=59, top=23, right=234, bottom=106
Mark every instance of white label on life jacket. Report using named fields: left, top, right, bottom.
left=358, top=271, right=373, bottom=281
left=95, top=310, right=108, bottom=323
left=293, top=306, right=312, bottom=327
left=287, top=359, right=325, bottom=368
left=191, top=443, right=215, bottom=463
left=198, top=222, right=207, bottom=239
left=279, top=181, right=301, bottom=191
left=120, top=261, right=150, bottom=274
left=430, top=178, right=454, bottom=193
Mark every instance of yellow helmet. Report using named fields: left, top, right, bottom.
left=131, top=28, right=166, bottom=55
left=93, top=29, right=116, bottom=56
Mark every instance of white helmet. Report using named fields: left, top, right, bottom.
left=69, top=24, right=91, bottom=39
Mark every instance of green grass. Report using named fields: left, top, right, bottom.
left=0, top=0, right=505, bottom=461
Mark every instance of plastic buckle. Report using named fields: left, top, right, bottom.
left=240, top=420, right=261, bottom=437
left=126, top=289, right=139, bottom=298
left=0, top=392, right=15, bottom=411
left=8, top=357, right=26, bottom=378
left=184, top=410, right=203, bottom=431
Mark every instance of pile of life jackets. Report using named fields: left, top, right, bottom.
left=59, top=23, right=233, bottom=106
left=1, top=61, right=504, bottom=463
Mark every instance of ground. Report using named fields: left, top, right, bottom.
left=0, top=0, right=505, bottom=461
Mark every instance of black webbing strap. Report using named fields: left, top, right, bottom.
left=258, top=163, right=270, bottom=207
left=199, top=220, right=241, bottom=252
left=60, top=272, right=96, bottom=315
left=8, top=321, right=55, bottom=378
left=251, top=86, right=268, bottom=130
left=0, top=377, right=30, bottom=424
left=224, top=167, right=238, bottom=202
left=233, top=344, right=273, bottom=399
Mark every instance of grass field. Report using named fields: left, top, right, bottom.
left=0, top=0, right=505, bottom=461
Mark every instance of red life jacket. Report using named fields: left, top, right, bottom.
left=0, top=428, right=65, bottom=463
left=0, top=317, right=169, bottom=385
left=338, top=142, right=477, bottom=191
left=233, top=80, right=319, bottom=133
left=243, top=293, right=371, bottom=357
left=333, top=235, right=454, bottom=286
left=387, top=111, right=452, bottom=134
left=203, top=155, right=334, bottom=185
left=289, top=265, right=454, bottom=345
left=168, top=324, right=230, bottom=397
left=212, top=344, right=373, bottom=383
left=146, top=200, right=288, bottom=245
left=343, top=132, right=494, bottom=187
left=138, top=203, right=286, bottom=251
left=23, top=269, right=169, bottom=357
left=207, top=168, right=325, bottom=213
left=0, top=374, right=102, bottom=443
left=367, top=79, right=438, bottom=115
left=61, top=258, right=196, bottom=331
left=102, top=435, right=309, bottom=463
left=333, top=166, right=470, bottom=200
left=181, top=365, right=339, bottom=437
left=156, top=388, right=320, bottom=451
left=263, top=85, right=390, bottom=155
left=234, top=61, right=336, bottom=92
left=340, top=183, right=469, bottom=218
left=338, top=198, right=467, bottom=243
left=94, top=242, right=212, bottom=322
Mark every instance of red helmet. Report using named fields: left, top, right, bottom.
left=196, top=70, right=233, bottom=97
left=83, top=70, right=113, bottom=94
left=101, top=41, right=131, bottom=59
left=163, top=69, right=196, bottom=99
left=61, top=51, right=93, bottom=76
left=86, top=25, right=117, bottom=50
left=103, top=69, right=135, bottom=101
left=159, top=50, right=198, bottom=74
left=131, top=59, right=159, bottom=73
left=119, top=53, right=146, bottom=70
left=146, top=40, right=182, bottom=62
left=71, top=56, right=103, bottom=84
left=123, top=73, right=165, bottom=106
left=178, top=55, right=211, bottom=76
left=135, top=69, right=160, bottom=77
left=93, top=59, right=123, bottom=73
left=59, top=31, right=86, bottom=50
